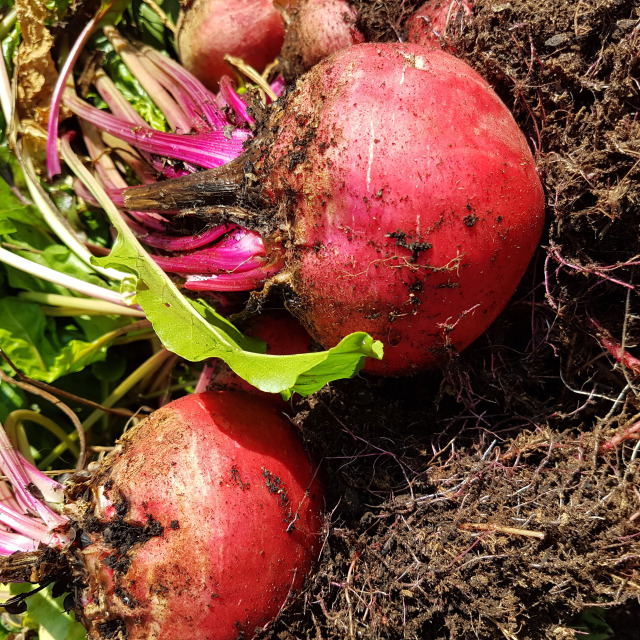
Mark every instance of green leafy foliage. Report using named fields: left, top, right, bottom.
left=0, top=296, right=124, bottom=382
left=91, top=350, right=127, bottom=381
left=95, top=206, right=383, bottom=398
left=0, top=376, right=25, bottom=422
left=10, top=584, right=87, bottom=640
left=44, top=0, right=71, bottom=20
left=0, top=160, right=133, bottom=383
left=0, top=168, right=45, bottom=232
left=126, top=0, right=179, bottom=50
left=0, top=167, right=111, bottom=294
left=0, top=22, right=18, bottom=65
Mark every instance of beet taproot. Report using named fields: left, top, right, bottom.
left=262, top=43, right=545, bottom=373
left=0, top=392, right=324, bottom=640
left=123, top=43, right=545, bottom=375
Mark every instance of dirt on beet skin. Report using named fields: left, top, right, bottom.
left=258, top=1, right=640, bottom=639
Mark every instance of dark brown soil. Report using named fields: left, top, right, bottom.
left=263, top=1, right=640, bottom=638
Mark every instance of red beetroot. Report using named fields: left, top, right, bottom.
left=176, top=0, right=285, bottom=90
left=124, top=43, right=545, bottom=376
left=280, top=0, right=364, bottom=80
left=262, top=43, right=545, bottom=374
left=0, top=392, right=324, bottom=640
left=407, top=0, right=473, bottom=50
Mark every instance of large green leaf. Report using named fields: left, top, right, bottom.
left=0, top=376, right=25, bottom=422
left=96, top=227, right=383, bottom=397
left=0, top=297, right=124, bottom=382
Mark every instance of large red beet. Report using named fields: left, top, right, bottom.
left=123, top=43, right=545, bottom=376
left=74, top=391, right=324, bottom=639
left=0, top=392, right=324, bottom=640
left=261, top=43, right=545, bottom=374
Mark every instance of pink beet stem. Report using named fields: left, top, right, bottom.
left=129, top=220, right=236, bottom=251
left=0, top=501, right=54, bottom=546
left=270, top=74, right=287, bottom=98
left=17, top=452, right=65, bottom=504
left=46, top=4, right=111, bottom=178
left=194, top=362, right=216, bottom=393
left=137, top=50, right=212, bottom=133
left=65, top=94, right=250, bottom=169
left=184, top=262, right=284, bottom=292
left=219, top=77, right=254, bottom=125
left=0, top=529, right=41, bottom=556
left=0, top=427, right=65, bottom=530
left=143, top=48, right=228, bottom=129
left=152, top=229, right=266, bottom=275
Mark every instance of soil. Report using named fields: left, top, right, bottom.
left=262, top=0, right=640, bottom=638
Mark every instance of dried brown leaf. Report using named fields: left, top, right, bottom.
left=14, top=0, right=58, bottom=128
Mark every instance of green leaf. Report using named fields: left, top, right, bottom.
left=3, top=243, right=118, bottom=297
left=0, top=177, right=45, bottom=233
left=235, top=332, right=383, bottom=398
left=45, top=0, right=71, bottom=20
left=0, top=176, right=120, bottom=297
left=1, top=22, right=20, bottom=75
left=95, top=232, right=270, bottom=359
left=127, top=0, right=171, bottom=49
left=0, top=297, right=122, bottom=382
left=94, top=217, right=383, bottom=398
left=91, top=351, right=127, bottom=381
left=98, top=0, right=133, bottom=27
left=0, top=376, right=25, bottom=422
left=10, top=584, right=87, bottom=640
left=74, top=313, right=130, bottom=342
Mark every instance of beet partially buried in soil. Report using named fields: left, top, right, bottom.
left=125, top=41, right=546, bottom=376
left=255, top=0, right=640, bottom=638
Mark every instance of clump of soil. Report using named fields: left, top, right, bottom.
left=263, top=1, right=640, bottom=638
left=354, top=0, right=424, bottom=41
